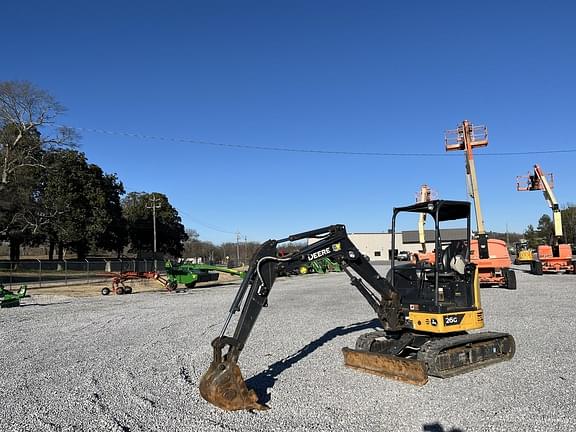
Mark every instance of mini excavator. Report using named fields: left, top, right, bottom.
left=199, top=200, right=515, bottom=411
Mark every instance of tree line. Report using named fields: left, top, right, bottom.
left=0, top=81, right=187, bottom=261
left=523, top=207, right=576, bottom=250
left=181, top=232, right=305, bottom=267
left=486, top=205, right=576, bottom=251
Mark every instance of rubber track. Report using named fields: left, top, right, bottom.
left=417, top=331, right=515, bottom=378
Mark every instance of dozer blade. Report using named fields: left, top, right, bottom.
left=199, top=339, right=268, bottom=411
left=342, top=347, right=429, bottom=386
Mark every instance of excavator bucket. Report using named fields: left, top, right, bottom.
left=342, top=348, right=429, bottom=386
left=199, top=338, right=268, bottom=411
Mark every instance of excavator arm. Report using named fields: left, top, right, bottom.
left=199, top=224, right=405, bottom=410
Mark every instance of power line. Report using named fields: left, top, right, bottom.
left=121, top=187, right=237, bottom=235
left=121, top=188, right=233, bottom=235
left=64, top=126, right=576, bottom=158
left=177, top=208, right=236, bottom=235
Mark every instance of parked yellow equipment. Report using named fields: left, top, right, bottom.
left=513, top=241, right=534, bottom=265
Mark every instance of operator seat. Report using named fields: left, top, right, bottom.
left=441, top=244, right=454, bottom=273
left=441, top=241, right=467, bottom=275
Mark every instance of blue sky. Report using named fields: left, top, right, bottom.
left=2, top=1, right=575, bottom=243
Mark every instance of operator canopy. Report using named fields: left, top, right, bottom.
left=393, top=200, right=470, bottom=222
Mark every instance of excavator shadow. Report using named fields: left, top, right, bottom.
left=423, top=423, right=464, bottom=432
left=20, top=301, right=72, bottom=307
left=245, top=319, right=381, bottom=405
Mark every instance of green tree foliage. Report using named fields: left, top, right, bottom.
left=93, top=170, right=129, bottom=257
left=523, top=224, right=541, bottom=250
left=41, top=150, right=128, bottom=259
left=537, top=214, right=554, bottom=245
left=524, top=206, right=576, bottom=251
left=561, top=204, right=576, bottom=245
left=122, top=192, right=188, bottom=258
left=485, top=230, right=523, bottom=246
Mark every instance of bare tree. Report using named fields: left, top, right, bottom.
left=0, top=80, right=77, bottom=187
left=0, top=81, right=78, bottom=259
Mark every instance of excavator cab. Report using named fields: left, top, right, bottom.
left=387, top=200, right=477, bottom=313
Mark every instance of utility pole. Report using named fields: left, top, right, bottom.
left=244, top=235, right=247, bottom=265
left=235, top=231, right=241, bottom=265
left=146, top=194, right=161, bottom=270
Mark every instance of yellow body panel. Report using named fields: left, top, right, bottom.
left=407, top=266, right=483, bottom=334
left=472, top=264, right=481, bottom=309
left=408, top=309, right=484, bottom=333
left=517, top=250, right=533, bottom=263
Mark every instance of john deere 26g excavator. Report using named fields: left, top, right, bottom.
left=199, top=200, right=515, bottom=411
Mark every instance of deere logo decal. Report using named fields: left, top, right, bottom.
left=307, top=243, right=342, bottom=261
left=307, top=247, right=331, bottom=261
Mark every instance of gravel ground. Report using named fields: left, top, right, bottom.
left=1, top=266, right=574, bottom=432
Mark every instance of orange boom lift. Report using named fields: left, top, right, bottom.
left=445, top=120, right=516, bottom=289
left=516, top=164, right=575, bottom=274
left=411, top=184, right=436, bottom=264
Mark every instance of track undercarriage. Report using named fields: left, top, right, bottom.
left=345, top=330, right=515, bottom=382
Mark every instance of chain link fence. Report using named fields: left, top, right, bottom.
left=0, top=259, right=166, bottom=289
